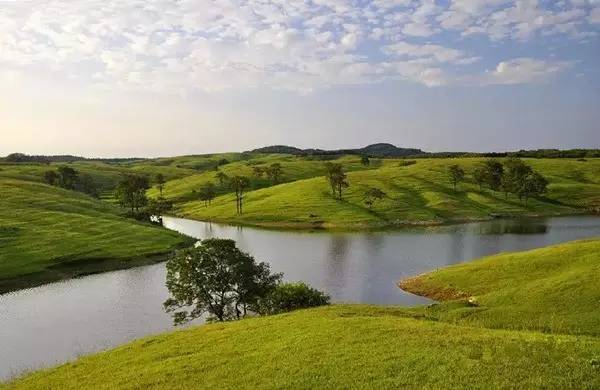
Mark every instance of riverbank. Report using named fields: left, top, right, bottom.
left=7, top=238, right=599, bottom=388
left=174, top=158, right=600, bottom=230
left=0, top=179, right=194, bottom=294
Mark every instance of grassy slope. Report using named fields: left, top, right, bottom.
left=401, top=238, right=600, bottom=336
left=178, top=157, right=600, bottom=228
left=0, top=179, right=188, bottom=292
left=148, top=154, right=384, bottom=203
left=7, top=239, right=600, bottom=389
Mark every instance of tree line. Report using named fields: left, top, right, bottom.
left=41, top=166, right=98, bottom=197
left=448, top=158, right=548, bottom=204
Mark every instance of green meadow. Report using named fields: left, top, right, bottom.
left=7, top=239, right=600, bottom=389
left=172, top=157, right=600, bottom=228
left=0, top=178, right=189, bottom=293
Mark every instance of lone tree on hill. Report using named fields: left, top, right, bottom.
left=164, top=239, right=282, bottom=323
left=230, top=176, right=250, bottom=215
left=199, top=182, right=217, bottom=207
left=361, top=155, right=370, bottom=166
left=325, top=163, right=349, bottom=200
left=363, top=187, right=386, bottom=209
left=448, top=164, right=465, bottom=190
left=502, top=158, right=532, bottom=199
left=266, top=163, right=283, bottom=184
left=155, top=173, right=166, bottom=196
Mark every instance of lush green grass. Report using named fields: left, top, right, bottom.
left=0, top=179, right=189, bottom=292
left=177, top=157, right=600, bottom=228
left=7, top=305, right=600, bottom=389
left=148, top=154, right=385, bottom=203
left=7, top=239, right=600, bottom=389
left=401, top=238, right=600, bottom=336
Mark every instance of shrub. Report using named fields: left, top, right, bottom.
left=257, top=282, right=330, bottom=315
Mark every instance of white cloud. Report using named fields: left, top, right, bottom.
left=0, top=0, right=594, bottom=92
left=483, top=58, right=573, bottom=85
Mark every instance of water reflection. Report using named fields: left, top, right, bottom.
left=0, top=216, right=598, bottom=380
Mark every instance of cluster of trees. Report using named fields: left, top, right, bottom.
left=251, top=163, right=283, bottom=184
left=449, top=158, right=549, bottom=205
left=41, top=166, right=98, bottom=197
left=164, top=239, right=330, bottom=323
left=114, top=173, right=172, bottom=220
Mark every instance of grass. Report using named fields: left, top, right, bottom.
left=0, top=178, right=190, bottom=293
left=6, top=239, right=600, bottom=389
left=400, top=238, right=600, bottom=336
left=177, top=157, right=600, bottom=228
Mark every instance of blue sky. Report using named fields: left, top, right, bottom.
left=0, top=0, right=599, bottom=156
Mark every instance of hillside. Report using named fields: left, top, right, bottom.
left=401, top=238, right=600, bottom=336
left=176, top=157, right=600, bottom=228
left=0, top=179, right=190, bottom=293
left=8, top=239, right=600, bottom=389
left=250, top=143, right=425, bottom=157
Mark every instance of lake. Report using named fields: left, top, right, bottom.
left=1, top=216, right=598, bottom=380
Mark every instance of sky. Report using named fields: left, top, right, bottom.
left=1, top=0, right=599, bottom=157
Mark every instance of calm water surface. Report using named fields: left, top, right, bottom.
left=1, top=216, right=598, bottom=380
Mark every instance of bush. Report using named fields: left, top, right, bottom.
left=257, top=282, right=330, bottom=315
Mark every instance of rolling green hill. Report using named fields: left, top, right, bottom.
left=0, top=179, right=190, bottom=293
left=176, top=157, right=600, bottom=228
left=401, top=238, right=600, bottom=336
left=7, top=239, right=600, bottom=389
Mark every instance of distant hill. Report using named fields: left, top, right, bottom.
left=250, top=143, right=426, bottom=157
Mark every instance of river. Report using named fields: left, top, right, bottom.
left=1, top=216, right=598, bottom=380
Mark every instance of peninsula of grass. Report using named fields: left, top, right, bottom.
left=175, top=157, right=600, bottom=229
left=7, top=239, right=600, bottom=389
left=400, top=238, right=600, bottom=336
left=0, top=179, right=191, bottom=293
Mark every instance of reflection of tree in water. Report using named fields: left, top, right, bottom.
left=324, top=235, right=350, bottom=298
left=363, top=233, right=384, bottom=254
left=477, top=219, right=549, bottom=235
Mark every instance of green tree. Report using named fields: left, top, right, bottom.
left=155, top=173, right=166, bottom=196
left=115, top=174, right=150, bottom=212
left=518, top=172, right=548, bottom=205
left=230, top=176, right=250, bottom=215
left=163, top=239, right=282, bottom=323
left=484, top=160, right=504, bottom=192
left=448, top=164, right=465, bottom=190
left=42, top=170, right=59, bottom=186
left=363, top=187, right=386, bottom=209
left=266, top=163, right=283, bottom=184
left=360, top=155, right=370, bottom=166
left=199, top=182, right=217, bottom=207
left=216, top=171, right=228, bottom=187
left=147, top=197, right=173, bottom=217
left=252, top=166, right=264, bottom=178
left=472, top=165, right=487, bottom=191
left=325, top=163, right=349, bottom=200
left=76, top=173, right=98, bottom=197
left=57, top=166, right=79, bottom=189
left=503, top=158, right=532, bottom=199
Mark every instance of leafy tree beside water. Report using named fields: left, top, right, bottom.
left=483, top=160, right=504, bottom=192
left=164, top=239, right=281, bottom=323
left=164, top=239, right=329, bottom=324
